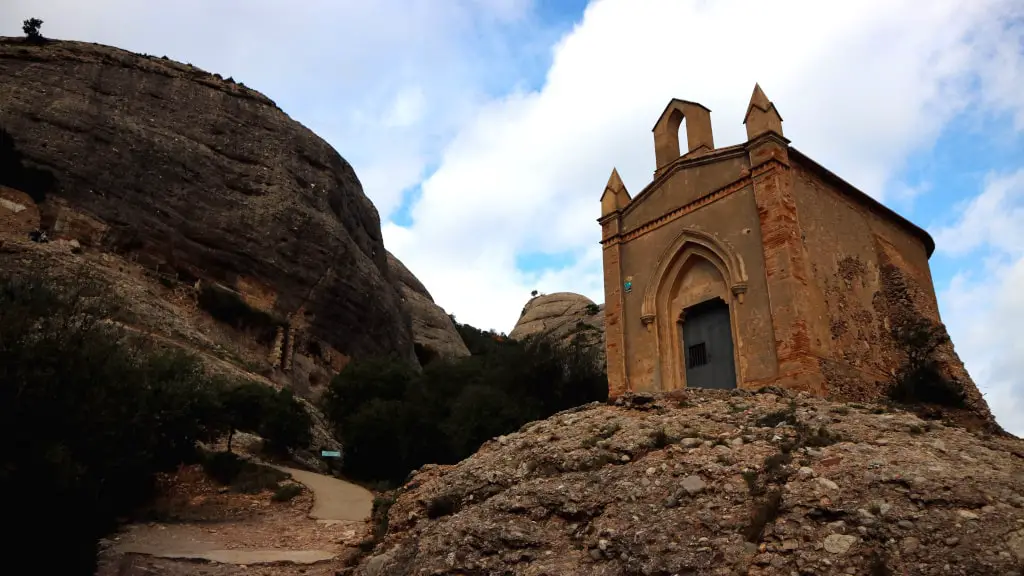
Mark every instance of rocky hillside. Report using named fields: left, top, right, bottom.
left=0, top=36, right=416, bottom=380
left=510, top=292, right=605, bottom=363
left=387, top=251, right=470, bottom=363
left=351, top=389, right=1024, bottom=575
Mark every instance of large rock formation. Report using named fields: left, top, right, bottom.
left=510, top=292, right=605, bottom=364
left=0, top=37, right=415, bottom=373
left=387, top=251, right=469, bottom=364
left=351, top=389, right=1024, bottom=575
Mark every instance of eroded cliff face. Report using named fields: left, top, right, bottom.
left=509, top=292, right=606, bottom=365
left=386, top=251, right=470, bottom=364
left=351, top=390, right=1024, bottom=576
left=0, top=37, right=415, bottom=369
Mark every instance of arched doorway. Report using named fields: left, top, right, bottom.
left=641, top=228, right=748, bottom=391
left=679, top=298, right=736, bottom=389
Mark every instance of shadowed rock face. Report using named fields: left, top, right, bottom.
left=386, top=251, right=469, bottom=363
left=510, top=292, right=605, bottom=363
left=0, top=37, right=414, bottom=364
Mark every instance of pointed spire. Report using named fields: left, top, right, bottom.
left=605, top=167, right=626, bottom=195
left=743, top=83, right=784, bottom=140
left=744, top=83, right=783, bottom=124
left=600, top=167, right=631, bottom=216
left=748, top=83, right=771, bottom=112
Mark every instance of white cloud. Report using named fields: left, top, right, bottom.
left=387, top=0, right=1024, bottom=338
left=0, top=0, right=554, bottom=217
left=383, top=87, right=427, bottom=129
left=5, top=0, right=1023, bottom=433
left=933, top=170, right=1024, bottom=436
left=933, top=171, right=1024, bottom=257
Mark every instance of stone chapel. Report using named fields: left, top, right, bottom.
left=598, top=84, right=985, bottom=407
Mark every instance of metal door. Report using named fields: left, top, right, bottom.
left=682, top=299, right=736, bottom=389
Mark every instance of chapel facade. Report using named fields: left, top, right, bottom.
left=598, top=85, right=982, bottom=405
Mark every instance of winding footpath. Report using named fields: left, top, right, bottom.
left=117, top=465, right=373, bottom=566
left=270, top=465, right=373, bottom=522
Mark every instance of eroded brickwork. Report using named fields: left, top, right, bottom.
left=600, top=211, right=629, bottom=397
left=748, top=147, right=825, bottom=395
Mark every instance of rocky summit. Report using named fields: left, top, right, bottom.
left=0, top=37, right=415, bottom=368
left=388, top=250, right=470, bottom=364
left=351, top=389, right=1024, bottom=576
left=510, top=292, right=606, bottom=363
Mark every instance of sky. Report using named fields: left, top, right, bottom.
left=2, top=0, right=1022, bottom=434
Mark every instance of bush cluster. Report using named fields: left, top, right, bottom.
left=220, top=381, right=312, bottom=455
left=0, top=274, right=311, bottom=573
left=22, top=18, right=44, bottom=42
left=0, top=276, right=225, bottom=572
left=887, top=316, right=966, bottom=408
left=322, top=320, right=608, bottom=484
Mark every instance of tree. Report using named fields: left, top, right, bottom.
left=322, top=317, right=608, bottom=484
left=0, top=274, right=228, bottom=573
left=22, top=18, right=44, bottom=42
left=531, top=289, right=538, bottom=297
left=260, top=388, right=312, bottom=455
left=220, top=382, right=272, bottom=452
left=888, top=317, right=965, bottom=407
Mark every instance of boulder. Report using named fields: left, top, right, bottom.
left=510, top=292, right=605, bottom=364
left=387, top=251, right=469, bottom=364
left=349, top=389, right=1024, bottom=575
left=0, top=37, right=415, bottom=368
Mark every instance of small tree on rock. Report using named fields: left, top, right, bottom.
left=888, top=317, right=965, bottom=407
left=22, top=18, right=44, bottom=42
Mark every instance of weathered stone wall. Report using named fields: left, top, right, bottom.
left=602, top=89, right=996, bottom=429
left=789, top=157, right=994, bottom=423
left=620, top=148, right=749, bottom=231
left=613, top=172, right=776, bottom=393
left=789, top=159, right=930, bottom=393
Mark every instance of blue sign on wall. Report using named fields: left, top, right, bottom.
left=321, top=450, right=341, bottom=458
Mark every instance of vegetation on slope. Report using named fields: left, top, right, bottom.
left=0, top=273, right=311, bottom=574
left=322, top=318, right=609, bottom=485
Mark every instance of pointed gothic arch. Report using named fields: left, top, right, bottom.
left=641, top=228, right=748, bottom=324
left=640, top=228, right=748, bottom=390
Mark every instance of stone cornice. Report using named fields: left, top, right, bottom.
left=624, top=144, right=748, bottom=214
left=600, top=158, right=787, bottom=246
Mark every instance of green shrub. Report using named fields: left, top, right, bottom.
left=887, top=317, right=965, bottom=408
left=202, top=451, right=246, bottom=485
left=232, top=463, right=288, bottom=494
left=22, top=18, right=44, bottom=42
left=260, top=388, right=312, bottom=455
left=0, top=275, right=229, bottom=573
left=322, top=318, right=608, bottom=484
left=219, top=382, right=311, bottom=455
left=201, top=451, right=288, bottom=493
left=272, top=483, right=303, bottom=502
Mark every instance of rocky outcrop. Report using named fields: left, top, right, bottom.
left=510, top=292, right=605, bottom=363
left=0, top=37, right=415, bottom=371
left=387, top=251, right=469, bottom=364
left=351, top=389, right=1024, bottom=575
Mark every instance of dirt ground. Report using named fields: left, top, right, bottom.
left=96, top=465, right=369, bottom=576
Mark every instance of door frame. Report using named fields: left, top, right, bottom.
left=676, top=296, right=739, bottom=389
